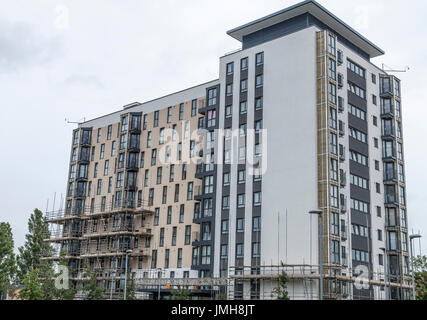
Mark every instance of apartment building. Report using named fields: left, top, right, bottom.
left=44, top=1, right=411, bottom=300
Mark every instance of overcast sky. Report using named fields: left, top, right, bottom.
left=0, top=0, right=426, bottom=256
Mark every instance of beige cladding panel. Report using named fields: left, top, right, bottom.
left=68, top=97, right=206, bottom=271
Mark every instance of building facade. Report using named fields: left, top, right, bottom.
left=44, top=0, right=411, bottom=300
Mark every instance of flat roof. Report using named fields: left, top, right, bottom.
left=227, top=0, right=384, bottom=58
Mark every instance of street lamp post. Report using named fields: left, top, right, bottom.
left=123, top=249, right=133, bottom=300
left=380, top=247, right=388, bottom=300
left=157, top=268, right=162, bottom=300
left=309, top=210, right=323, bottom=300
left=110, top=259, right=117, bottom=300
left=409, top=234, right=422, bottom=300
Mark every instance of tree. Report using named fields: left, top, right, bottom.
left=53, top=252, right=76, bottom=300
left=0, top=222, right=16, bottom=299
left=18, top=268, right=44, bottom=300
left=413, top=255, right=427, bottom=300
left=272, top=262, right=290, bottom=300
left=171, top=286, right=192, bottom=300
left=17, top=209, right=55, bottom=283
left=122, top=274, right=137, bottom=300
left=82, top=268, right=105, bottom=300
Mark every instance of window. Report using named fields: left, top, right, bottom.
left=241, top=79, right=248, bottom=92
left=240, top=101, right=247, bottom=114
left=394, top=79, right=401, bottom=97
left=94, top=163, right=98, bottom=178
left=330, top=185, right=338, bottom=208
left=219, top=195, right=229, bottom=210
left=236, top=244, right=244, bottom=259
left=226, top=84, right=233, bottom=96
left=376, top=183, right=381, bottom=194
left=156, top=167, right=162, bottom=184
left=235, top=218, right=245, bottom=234
left=153, top=111, right=159, bottom=127
left=372, top=74, right=377, bottom=84
left=378, top=230, right=383, bottom=241
left=146, top=131, right=152, bottom=148
left=226, top=62, right=234, bottom=75
left=348, top=104, right=366, bottom=121
left=200, top=246, right=211, bottom=265
left=330, top=158, right=338, bottom=181
left=350, top=198, right=369, bottom=214
left=253, top=217, right=261, bottom=232
left=255, top=97, right=263, bottom=110
left=73, top=130, right=79, bottom=145
left=187, top=182, right=193, bottom=200
left=252, top=242, right=260, bottom=258
left=256, top=52, right=264, bottom=66
left=151, top=149, right=157, bottom=166
left=399, top=186, right=405, bottom=205
left=70, top=164, right=76, bottom=179
left=204, top=175, right=214, bottom=194
left=176, top=248, right=182, bottom=268
left=372, top=95, right=377, bottom=105
left=159, top=228, right=165, bottom=247
left=104, top=160, right=109, bottom=176
left=237, top=194, right=245, bottom=208
left=350, top=174, right=369, bottom=190
left=223, top=172, right=230, bottom=186
left=237, top=169, right=246, bottom=184
left=221, top=245, right=228, bottom=259
left=382, top=140, right=394, bottom=159
left=166, top=107, right=172, bottom=124
left=347, top=60, right=365, bottom=78
left=162, top=186, right=168, bottom=204
left=225, top=105, right=232, bottom=118
left=397, top=142, right=403, bottom=161
left=255, top=120, right=263, bottom=133
left=328, top=83, right=336, bottom=104
left=191, top=99, right=197, bottom=117
left=241, top=57, right=248, bottom=71
left=159, top=128, right=165, bottom=145
left=329, top=107, right=337, bottom=129
left=153, top=208, right=159, bottom=225
left=349, top=127, right=367, bottom=143
left=207, top=87, right=217, bottom=106
left=207, top=110, right=216, bottom=127
left=182, top=163, right=187, bottom=180
left=328, top=34, right=336, bottom=56
left=330, top=133, right=337, bottom=155
left=108, top=177, right=112, bottom=193
left=350, top=150, right=368, bottom=166
left=255, top=74, right=263, bottom=88
left=253, top=192, right=261, bottom=206
left=174, top=184, right=179, bottom=202
left=328, top=58, right=336, bottom=80
left=221, top=220, right=229, bottom=235
left=185, top=225, right=191, bottom=245
left=172, top=227, right=177, bottom=246
left=202, top=222, right=211, bottom=241
left=189, top=140, right=195, bottom=158
left=348, top=82, right=366, bottom=99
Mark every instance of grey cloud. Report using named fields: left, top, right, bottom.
left=0, top=19, right=63, bottom=73
left=64, top=74, right=104, bottom=88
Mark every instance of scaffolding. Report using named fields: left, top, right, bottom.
left=42, top=202, right=412, bottom=300
left=227, top=264, right=412, bottom=300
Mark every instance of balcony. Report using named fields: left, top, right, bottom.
left=381, top=105, right=394, bottom=119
